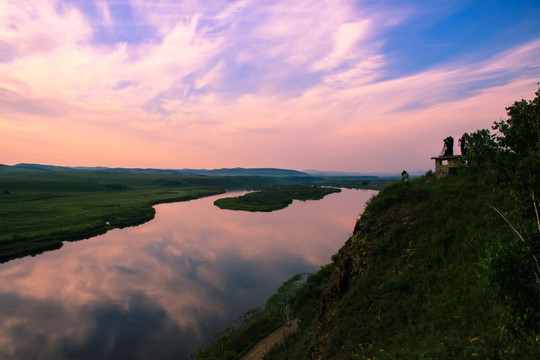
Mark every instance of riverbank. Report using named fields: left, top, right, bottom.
left=0, top=183, right=224, bottom=262
left=240, top=319, right=298, bottom=360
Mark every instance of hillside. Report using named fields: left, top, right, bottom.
left=198, top=89, right=540, bottom=359
left=197, top=170, right=538, bottom=359
left=260, top=170, right=538, bottom=359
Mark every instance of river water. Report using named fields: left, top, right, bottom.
left=0, top=188, right=376, bottom=360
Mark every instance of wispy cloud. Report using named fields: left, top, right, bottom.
left=311, top=21, right=373, bottom=72
left=96, top=0, right=113, bottom=28
left=1, top=0, right=539, bottom=171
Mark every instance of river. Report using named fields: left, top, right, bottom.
left=0, top=188, right=376, bottom=360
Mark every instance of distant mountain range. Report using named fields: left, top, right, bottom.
left=11, top=163, right=308, bottom=177
left=8, top=163, right=425, bottom=178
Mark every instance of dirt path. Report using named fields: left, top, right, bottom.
left=240, top=319, right=299, bottom=360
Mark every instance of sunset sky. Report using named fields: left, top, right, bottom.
left=1, top=0, right=539, bottom=173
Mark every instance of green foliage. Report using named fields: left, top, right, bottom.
left=461, top=129, right=497, bottom=166
left=464, top=88, right=540, bottom=332
left=464, top=89, right=540, bottom=193
left=494, top=90, right=540, bottom=156
left=491, top=89, right=540, bottom=194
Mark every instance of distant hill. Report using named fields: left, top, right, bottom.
left=12, top=164, right=308, bottom=177
left=13, top=163, right=78, bottom=172
left=177, top=168, right=308, bottom=177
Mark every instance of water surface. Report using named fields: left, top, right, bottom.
left=0, top=189, right=376, bottom=359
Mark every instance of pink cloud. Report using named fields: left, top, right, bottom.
left=311, top=20, right=373, bottom=71
left=0, top=1, right=539, bottom=172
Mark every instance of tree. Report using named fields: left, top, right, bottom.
left=464, top=87, right=540, bottom=222
left=464, top=87, right=540, bottom=330
left=461, top=129, right=497, bottom=167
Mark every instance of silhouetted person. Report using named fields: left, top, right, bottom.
left=442, top=136, right=454, bottom=156
left=459, top=133, right=468, bottom=156
left=401, top=170, right=409, bottom=185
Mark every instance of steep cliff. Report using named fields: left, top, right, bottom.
left=266, top=170, right=540, bottom=359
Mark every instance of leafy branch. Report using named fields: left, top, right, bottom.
left=487, top=203, right=540, bottom=294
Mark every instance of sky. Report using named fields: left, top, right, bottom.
left=1, top=0, right=539, bottom=173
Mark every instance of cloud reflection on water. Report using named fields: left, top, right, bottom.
left=0, top=189, right=376, bottom=359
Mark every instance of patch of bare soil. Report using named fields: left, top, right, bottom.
left=240, top=319, right=299, bottom=360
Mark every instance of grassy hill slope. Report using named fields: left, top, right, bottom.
left=264, top=170, right=539, bottom=359
left=197, top=169, right=539, bottom=359
left=198, top=89, right=539, bottom=359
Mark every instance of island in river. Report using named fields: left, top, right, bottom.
left=213, top=185, right=341, bottom=212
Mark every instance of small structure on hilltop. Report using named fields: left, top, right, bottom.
left=431, top=135, right=464, bottom=177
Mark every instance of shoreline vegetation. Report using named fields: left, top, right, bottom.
left=0, top=164, right=390, bottom=263
left=195, top=271, right=329, bottom=360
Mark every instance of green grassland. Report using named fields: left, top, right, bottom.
left=213, top=185, right=342, bottom=212
left=0, top=166, right=295, bottom=263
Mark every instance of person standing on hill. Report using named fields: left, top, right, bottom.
left=401, top=170, right=409, bottom=185
left=442, top=136, right=454, bottom=156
